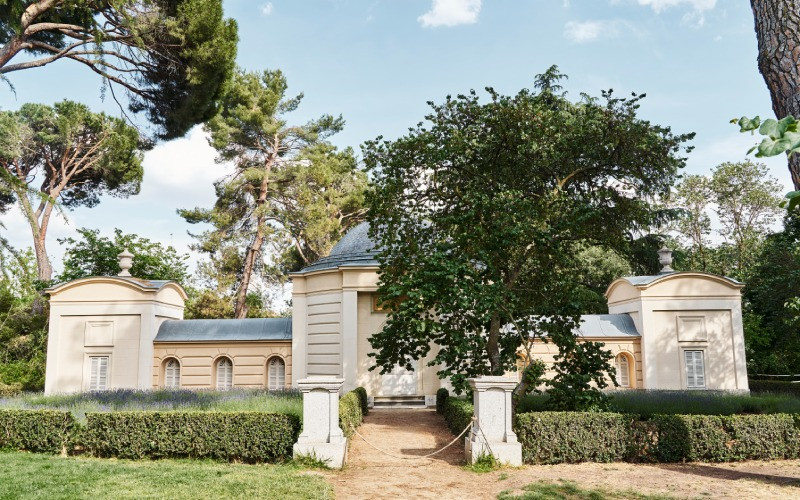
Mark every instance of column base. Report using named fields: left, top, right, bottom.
left=465, top=437, right=522, bottom=466
left=293, top=440, right=348, bottom=469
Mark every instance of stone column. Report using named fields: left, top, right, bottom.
left=465, top=376, right=522, bottom=466
left=293, top=377, right=347, bottom=468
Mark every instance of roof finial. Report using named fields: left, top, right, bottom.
left=657, top=246, right=674, bottom=274
left=118, top=248, right=134, bottom=277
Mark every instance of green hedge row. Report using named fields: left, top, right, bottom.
left=339, top=387, right=369, bottom=438
left=85, top=411, right=300, bottom=462
left=440, top=393, right=474, bottom=436
left=749, top=380, right=800, bottom=397
left=515, top=411, right=800, bottom=464
left=0, top=409, right=76, bottom=454
left=436, top=388, right=449, bottom=414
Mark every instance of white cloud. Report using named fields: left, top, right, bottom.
left=260, top=2, right=273, bottom=16
left=632, top=0, right=716, bottom=26
left=564, top=20, right=628, bottom=44
left=418, top=0, right=481, bottom=28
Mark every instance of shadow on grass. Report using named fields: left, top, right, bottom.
left=657, top=463, right=800, bottom=488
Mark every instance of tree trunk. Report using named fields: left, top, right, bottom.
left=751, top=0, right=800, bottom=189
left=486, top=313, right=502, bottom=375
left=233, top=158, right=274, bottom=319
left=15, top=192, right=52, bottom=282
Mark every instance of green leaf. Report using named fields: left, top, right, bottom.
left=737, top=116, right=760, bottom=132
left=786, top=191, right=800, bottom=212
left=755, top=136, right=793, bottom=157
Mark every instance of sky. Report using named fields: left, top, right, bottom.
left=0, top=0, right=792, bottom=277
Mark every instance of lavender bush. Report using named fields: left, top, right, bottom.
left=0, top=388, right=302, bottom=422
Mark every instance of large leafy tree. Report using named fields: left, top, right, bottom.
left=671, top=174, right=713, bottom=272
left=180, top=68, right=367, bottom=318
left=364, top=67, right=693, bottom=405
left=56, top=227, right=189, bottom=283
left=0, top=0, right=238, bottom=139
left=0, top=100, right=144, bottom=282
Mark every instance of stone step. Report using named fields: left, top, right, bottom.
left=372, top=395, right=427, bottom=408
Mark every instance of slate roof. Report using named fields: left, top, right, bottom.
left=619, top=272, right=743, bottom=287
left=46, top=276, right=176, bottom=293
left=154, top=317, right=292, bottom=342
left=296, top=222, right=379, bottom=273
left=576, top=314, right=640, bottom=338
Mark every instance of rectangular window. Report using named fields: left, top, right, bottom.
left=89, top=356, right=109, bottom=391
left=684, top=350, right=706, bottom=389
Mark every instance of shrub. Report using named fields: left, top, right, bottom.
left=0, top=382, right=22, bottom=397
left=436, top=388, right=449, bottom=414
left=651, top=414, right=730, bottom=462
left=339, top=391, right=363, bottom=437
left=726, top=414, right=798, bottom=460
left=749, top=380, right=800, bottom=397
left=515, top=412, right=634, bottom=464
left=84, top=411, right=299, bottom=463
left=442, top=397, right=473, bottom=435
left=0, top=409, right=76, bottom=454
left=353, top=387, right=369, bottom=416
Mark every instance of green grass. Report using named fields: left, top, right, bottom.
left=0, top=451, right=331, bottom=500
left=497, top=479, right=674, bottom=500
left=517, top=390, right=800, bottom=419
left=0, top=389, right=302, bottom=422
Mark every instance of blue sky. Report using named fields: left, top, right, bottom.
left=0, top=0, right=791, bottom=274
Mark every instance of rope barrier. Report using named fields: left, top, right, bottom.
left=350, top=417, right=474, bottom=461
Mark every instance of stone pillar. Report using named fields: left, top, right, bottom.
left=465, top=376, right=522, bottom=466
left=293, top=377, right=347, bottom=468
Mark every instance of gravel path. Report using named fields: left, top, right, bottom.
left=326, top=409, right=800, bottom=499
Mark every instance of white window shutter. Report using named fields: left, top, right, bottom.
left=685, top=351, right=705, bottom=388
left=217, top=358, right=233, bottom=390
left=90, top=356, right=109, bottom=391
left=268, top=358, right=285, bottom=390
left=165, top=359, right=180, bottom=388
left=616, top=355, right=629, bottom=387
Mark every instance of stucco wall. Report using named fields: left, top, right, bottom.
left=524, top=338, right=643, bottom=389
left=152, top=341, right=292, bottom=389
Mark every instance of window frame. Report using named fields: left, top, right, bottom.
left=215, top=356, right=234, bottom=391
left=614, top=353, right=631, bottom=388
left=684, top=349, right=707, bottom=389
left=87, top=355, right=110, bottom=391
left=267, top=356, right=286, bottom=390
left=163, top=358, right=181, bottom=389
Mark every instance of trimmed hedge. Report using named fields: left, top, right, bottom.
left=441, top=396, right=473, bottom=435
left=0, top=409, right=76, bottom=454
left=516, top=412, right=636, bottom=464
left=749, top=380, right=800, bottom=397
left=339, top=387, right=369, bottom=437
left=84, top=411, right=299, bottom=462
left=436, top=388, right=449, bottom=414
left=515, top=411, right=800, bottom=464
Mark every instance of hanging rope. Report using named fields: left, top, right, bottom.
left=350, top=417, right=474, bottom=461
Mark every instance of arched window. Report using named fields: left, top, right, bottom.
left=267, top=357, right=285, bottom=390
left=164, top=358, right=181, bottom=388
left=615, top=353, right=631, bottom=388
left=216, top=357, right=233, bottom=390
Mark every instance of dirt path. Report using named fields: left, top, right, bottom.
left=326, top=408, right=800, bottom=500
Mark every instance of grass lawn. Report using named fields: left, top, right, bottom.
left=518, top=390, right=800, bottom=418
left=498, top=480, right=674, bottom=500
left=0, top=451, right=331, bottom=500
left=0, top=388, right=302, bottom=422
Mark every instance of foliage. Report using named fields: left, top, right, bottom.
left=180, top=68, right=367, bottom=317
left=515, top=412, right=635, bottom=464
left=519, top=390, right=800, bottom=418
left=440, top=395, right=474, bottom=436
left=743, top=213, right=800, bottom=373
left=0, top=409, right=76, bottom=454
left=0, top=0, right=238, bottom=140
left=436, top=387, right=449, bottom=414
left=364, top=66, right=693, bottom=401
left=0, top=100, right=144, bottom=281
left=670, top=174, right=712, bottom=271
left=749, top=379, right=800, bottom=396
left=57, top=228, right=190, bottom=283
left=464, top=452, right=500, bottom=473
left=570, top=246, right=632, bottom=314
left=0, top=452, right=334, bottom=499
left=0, top=388, right=303, bottom=423
left=0, top=246, right=47, bottom=391
left=84, top=411, right=300, bottom=462
left=339, top=387, right=368, bottom=437
left=353, top=386, right=369, bottom=417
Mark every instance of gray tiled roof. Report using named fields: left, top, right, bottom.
left=296, top=222, right=379, bottom=273
left=620, top=272, right=742, bottom=286
left=154, top=317, right=292, bottom=342
left=46, top=276, right=176, bottom=293
left=576, top=314, right=640, bottom=338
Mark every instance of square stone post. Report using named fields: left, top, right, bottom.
left=465, top=376, right=522, bottom=465
left=293, top=377, right=347, bottom=468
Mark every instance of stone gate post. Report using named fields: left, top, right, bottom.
left=465, top=376, right=522, bottom=465
left=293, top=377, right=347, bottom=468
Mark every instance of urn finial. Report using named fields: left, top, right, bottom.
left=657, top=246, right=674, bottom=274
left=117, top=249, right=134, bottom=277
